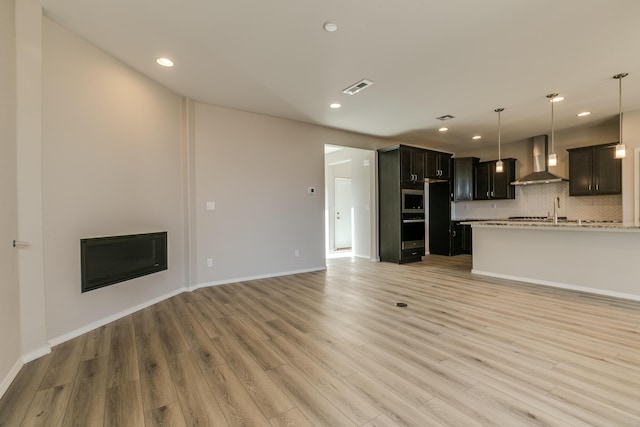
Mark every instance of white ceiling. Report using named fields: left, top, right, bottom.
left=39, top=0, right=640, bottom=152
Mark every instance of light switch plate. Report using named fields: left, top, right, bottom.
left=206, top=201, right=215, bottom=210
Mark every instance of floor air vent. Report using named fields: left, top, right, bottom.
left=342, top=79, right=374, bottom=95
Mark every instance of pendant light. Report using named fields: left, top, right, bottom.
left=613, top=73, right=628, bottom=159
left=546, top=93, right=559, bottom=167
left=495, top=108, right=504, bottom=173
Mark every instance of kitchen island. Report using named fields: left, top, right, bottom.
left=466, top=220, right=640, bottom=301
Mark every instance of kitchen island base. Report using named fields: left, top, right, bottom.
left=470, top=224, right=640, bottom=301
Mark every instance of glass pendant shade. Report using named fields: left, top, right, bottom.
left=547, top=93, right=558, bottom=167
left=495, top=108, right=504, bottom=173
left=614, top=73, right=628, bottom=159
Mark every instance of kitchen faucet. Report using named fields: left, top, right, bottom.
left=553, top=196, right=560, bottom=224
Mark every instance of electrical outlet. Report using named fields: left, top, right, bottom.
left=307, top=187, right=316, bottom=195
left=206, top=258, right=213, bottom=267
left=206, top=201, right=215, bottom=210
left=294, top=249, right=300, bottom=257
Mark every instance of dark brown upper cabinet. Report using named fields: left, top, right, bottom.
left=453, top=157, right=479, bottom=201
left=474, top=159, right=516, bottom=200
left=568, top=144, right=621, bottom=196
left=425, top=150, right=451, bottom=179
left=400, top=145, right=425, bottom=184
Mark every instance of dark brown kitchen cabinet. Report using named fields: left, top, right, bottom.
left=428, top=181, right=452, bottom=256
left=400, top=145, right=425, bottom=184
left=378, top=145, right=425, bottom=264
left=378, top=144, right=455, bottom=262
left=451, top=221, right=472, bottom=255
left=453, top=157, right=479, bottom=201
left=568, top=144, right=621, bottom=196
left=426, top=150, right=451, bottom=179
left=451, top=222, right=464, bottom=254
left=463, top=223, right=472, bottom=254
left=475, top=158, right=516, bottom=200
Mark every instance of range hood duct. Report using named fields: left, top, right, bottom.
left=511, top=135, right=568, bottom=186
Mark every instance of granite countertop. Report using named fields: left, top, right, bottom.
left=463, top=219, right=640, bottom=232
left=451, top=218, right=500, bottom=222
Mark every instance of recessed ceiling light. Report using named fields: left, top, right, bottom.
left=577, top=111, right=591, bottom=117
left=156, top=57, right=174, bottom=67
left=329, top=103, right=341, bottom=109
left=323, top=21, right=338, bottom=32
left=438, top=127, right=449, bottom=132
left=472, top=135, right=482, bottom=140
left=549, top=95, right=565, bottom=103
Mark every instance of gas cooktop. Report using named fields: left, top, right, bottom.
left=508, top=216, right=568, bottom=222
left=507, top=216, right=617, bottom=223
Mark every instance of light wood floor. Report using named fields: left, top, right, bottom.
left=2, top=255, right=640, bottom=426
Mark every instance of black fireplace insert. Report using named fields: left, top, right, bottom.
left=80, top=232, right=167, bottom=293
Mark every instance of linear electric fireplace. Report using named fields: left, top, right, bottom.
left=81, top=232, right=167, bottom=293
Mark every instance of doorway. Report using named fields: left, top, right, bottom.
left=334, top=178, right=352, bottom=251
left=324, top=145, right=376, bottom=259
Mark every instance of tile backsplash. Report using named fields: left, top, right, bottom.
left=451, top=182, right=622, bottom=221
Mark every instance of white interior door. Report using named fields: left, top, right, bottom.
left=334, top=178, right=352, bottom=250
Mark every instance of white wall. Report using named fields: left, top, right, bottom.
left=455, top=119, right=619, bottom=177
left=453, top=120, right=622, bottom=220
left=622, top=110, right=640, bottom=223
left=3, top=5, right=394, bottom=395
left=193, top=103, right=387, bottom=285
left=41, top=18, right=186, bottom=340
left=0, top=0, right=22, bottom=397
left=15, top=0, right=47, bottom=361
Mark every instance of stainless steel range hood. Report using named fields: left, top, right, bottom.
left=511, top=135, right=568, bottom=186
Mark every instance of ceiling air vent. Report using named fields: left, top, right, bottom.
left=342, top=79, right=374, bottom=95
left=436, top=114, right=455, bottom=121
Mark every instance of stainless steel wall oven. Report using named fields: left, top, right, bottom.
left=401, top=188, right=424, bottom=213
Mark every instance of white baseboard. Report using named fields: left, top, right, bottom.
left=6, top=266, right=327, bottom=398
left=47, top=266, right=327, bottom=346
left=22, top=346, right=52, bottom=363
left=192, top=266, right=327, bottom=290
left=47, top=287, right=187, bottom=348
left=472, top=269, right=640, bottom=302
left=0, top=358, right=24, bottom=400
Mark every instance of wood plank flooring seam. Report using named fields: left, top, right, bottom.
left=2, top=255, right=640, bottom=425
